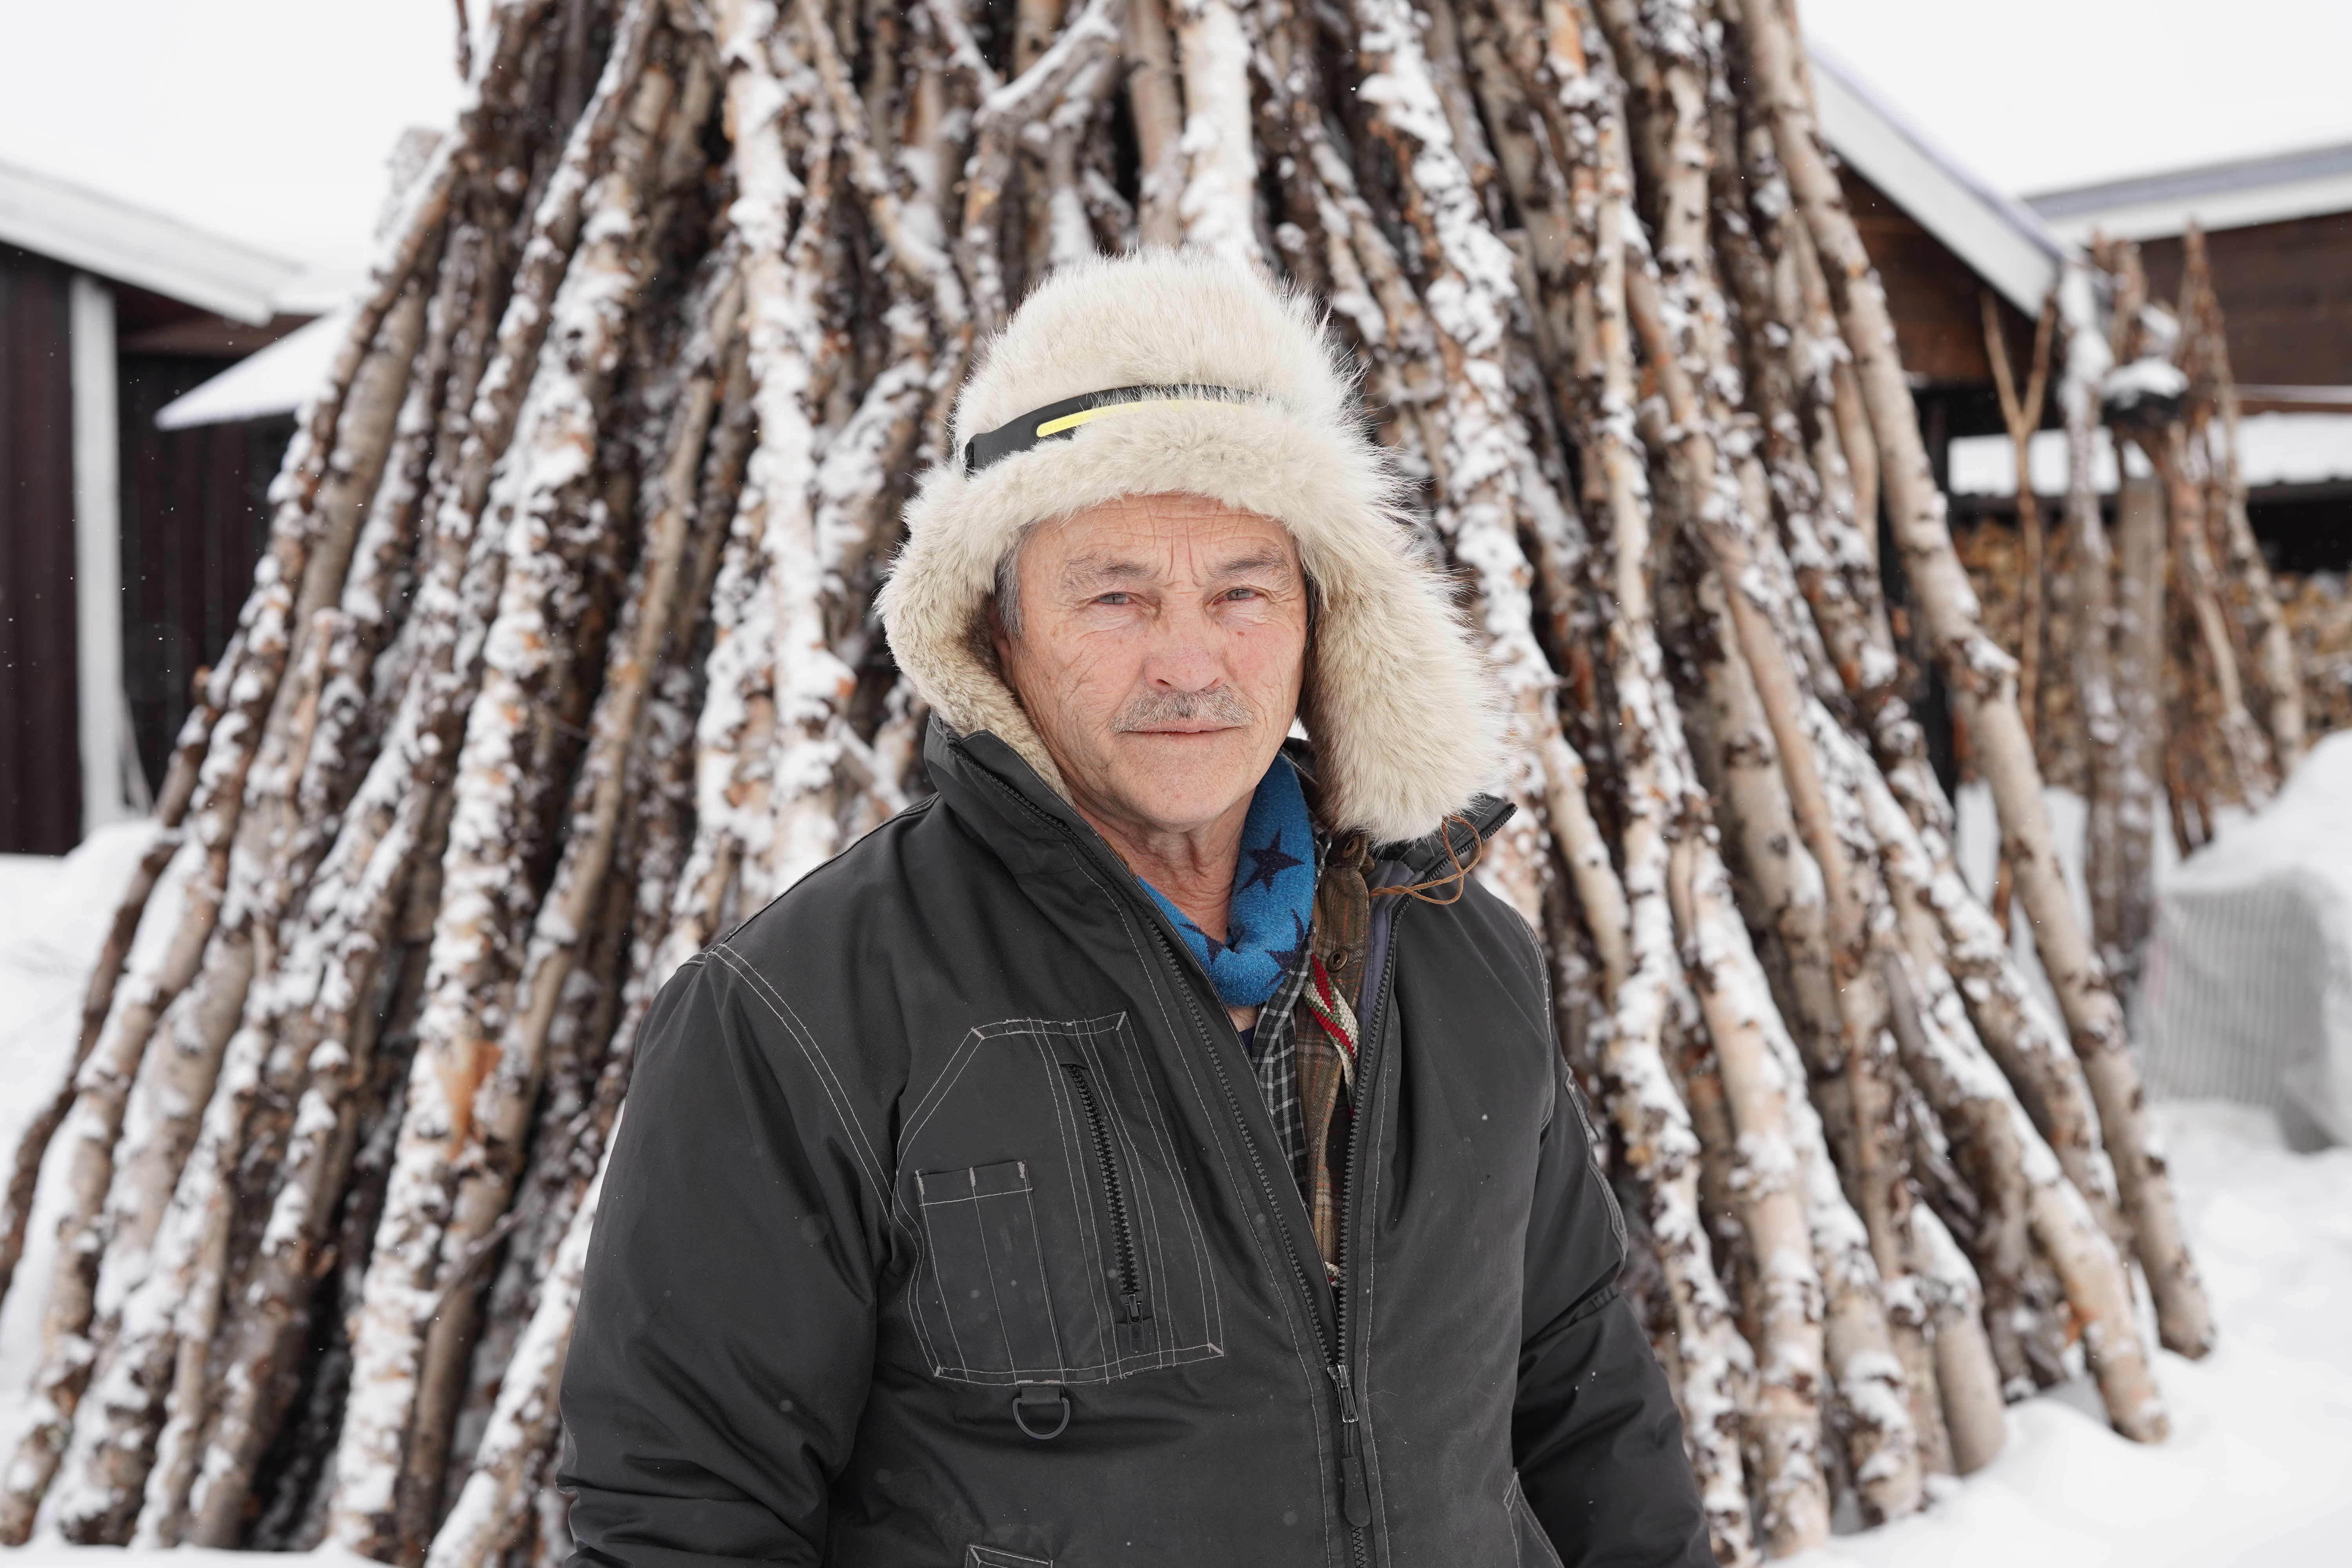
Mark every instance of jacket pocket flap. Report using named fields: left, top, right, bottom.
left=920, top=1160, right=1032, bottom=1203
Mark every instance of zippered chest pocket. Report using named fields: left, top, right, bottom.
left=901, top=1014, right=1223, bottom=1386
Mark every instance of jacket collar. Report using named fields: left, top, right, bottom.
left=923, top=718, right=1512, bottom=888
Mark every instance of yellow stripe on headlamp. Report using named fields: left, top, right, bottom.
left=962, top=383, right=1261, bottom=475
left=1031, top=399, right=1220, bottom=439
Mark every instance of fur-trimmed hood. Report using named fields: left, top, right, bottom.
left=877, top=249, right=1508, bottom=846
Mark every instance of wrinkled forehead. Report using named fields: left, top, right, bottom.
left=1023, top=494, right=1302, bottom=590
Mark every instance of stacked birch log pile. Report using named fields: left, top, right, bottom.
left=2278, top=572, right=2352, bottom=739
left=0, top=0, right=2247, bottom=1562
left=1960, top=231, right=2311, bottom=1009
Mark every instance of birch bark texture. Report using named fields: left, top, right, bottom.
left=0, top=0, right=2230, bottom=1563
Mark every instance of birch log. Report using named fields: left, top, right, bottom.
left=2181, top=227, right=2305, bottom=772
left=1982, top=290, right=2056, bottom=755
left=1669, top=843, right=1830, bottom=1553
left=2109, top=466, right=2167, bottom=1003
left=1174, top=0, right=1258, bottom=266
left=2058, top=260, right=2140, bottom=1007
left=1864, top=776, right=2165, bottom=1442
left=424, top=1131, right=613, bottom=1568
left=328, top=57, right=674, bottom=1556
left=1557, top=39, right=1756, bottom=1555
left=1740, top=0, right=2214, bottom=1360
left=2145, top=424, right=2272, bottom=808
left=1124, top=0, right=1184, bottom=245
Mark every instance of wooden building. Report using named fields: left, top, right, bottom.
left=1806, top=53, right=2071, bottom=478
left=1815, top=63, right=2352, bottom=574
left=2031, top=142, right=2352, bottom=575
left=0, top=161, right=302, bottom=853
left=1806, top=76, right=2352, bottom=786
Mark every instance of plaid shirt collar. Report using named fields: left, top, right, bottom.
left=1240, top=828, right=1324, bottom=1193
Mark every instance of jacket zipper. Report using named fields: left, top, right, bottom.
left=1061, top=1061, right=1150, bottom=1330
left=1140, top=889, right=1402, bottom=1568
left=1146, top=924, right=1331, bottom=1343
left=1331, top=894, right=1403, bottom=1567
left=956, top=752, right=1466, bottom=1561
left=1148, top=898, right=1403, bottom=1567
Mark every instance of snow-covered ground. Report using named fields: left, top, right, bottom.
left=1789, top=1099, right=2352, bottom=1567
left=0, top=823, right=162, bottom=1193
left=1, top=831, right=2348, bottom=1564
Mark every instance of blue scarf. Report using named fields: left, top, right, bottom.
left=1139, top=755, right=1317, bottom=1008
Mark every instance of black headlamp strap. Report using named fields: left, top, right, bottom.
left=961, top=383, right=1261, bottom=475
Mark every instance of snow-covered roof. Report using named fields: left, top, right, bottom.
left=0, top=158, right=298, bottom=326
left=2027, top=141, right=2352, bottom=245
left=1949, top=413, right=2352, bottom=499
left=1809, top=45, right=2076, bottom=316
left=154, top=309, right=345, bottom=431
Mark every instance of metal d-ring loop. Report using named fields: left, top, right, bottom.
left=1011, top=1385, right=1071, bottom=1440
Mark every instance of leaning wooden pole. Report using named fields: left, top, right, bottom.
left=1740, top=0, right=2213, bottom=1360
left=329, top=44, right=673, bottom=1556
left=2181, top=226, right=2306, bottom=773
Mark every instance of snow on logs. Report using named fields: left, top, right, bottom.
left=0, top=0, right=2258, bottom=1562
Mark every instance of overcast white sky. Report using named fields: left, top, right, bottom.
left=1801, top=0, right=2352, bottom=196
left=1, top=0, right=2348, bottom=280
left=0, top=0, right=464, bottom=279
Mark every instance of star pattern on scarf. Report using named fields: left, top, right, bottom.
left=1182, top=919, right=1230, bottom=962
left=1268, top=910, right=1310, bottom=974
left=1138, top=755, right=1312, bottom=1010
left=1241, top=829, right=1304, bottom=895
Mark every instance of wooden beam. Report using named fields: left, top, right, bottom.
left=70, top=272, right=145, bottom=837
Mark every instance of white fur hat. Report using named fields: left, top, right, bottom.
left=877, top=249, right=1508, bottom=846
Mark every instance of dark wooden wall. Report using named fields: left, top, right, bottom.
left=117, top=356, right=288, bottom=792
left=1, top=243, right=82, bottom=856
left=1842, top=167, right=2037, bottom=389
left=2140, top=212, right=2352, bottom=388
left=1, top=253, right=292, bottom=855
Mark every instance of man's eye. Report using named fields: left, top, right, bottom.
left=1096, top=592, right=1132, bottom=606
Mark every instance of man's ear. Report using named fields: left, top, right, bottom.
left=983, top=597, right=1024, bottom=710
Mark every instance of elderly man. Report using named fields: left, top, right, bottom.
left=561, top=252, right=1711, bottom=1567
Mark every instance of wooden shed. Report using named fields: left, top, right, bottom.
left=1806, top=53, right=2072, bottom=477
left=2030, top=141, right=2352, bottom=575
left=0, top=161, right=303, bottom=854
left=1817, top=68, right=2352, bottom=570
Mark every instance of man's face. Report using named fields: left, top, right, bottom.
left=994, top=493, right=1308, bottom=842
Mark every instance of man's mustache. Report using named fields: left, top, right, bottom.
left=1112, top=687, right=1256, bottom=731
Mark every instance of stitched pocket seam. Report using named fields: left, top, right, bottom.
left=1506, top=1470, right=1568, bottom=1568
left=911, top=1018, right=1223, bottom=1386
left=967, top=1547, right=1052, bottom=1568
left=918, top=1161, right=1075, bottom=1380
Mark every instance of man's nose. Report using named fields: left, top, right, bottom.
left=1141, top=600, right=1226, bottom=690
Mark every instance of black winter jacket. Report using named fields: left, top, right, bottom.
left=559, top=725, right=1712, bottom=1568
